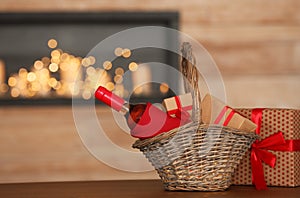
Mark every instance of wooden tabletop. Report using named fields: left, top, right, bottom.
left=0, top=180, right=299, bottom=198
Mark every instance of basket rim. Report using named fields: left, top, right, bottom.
left=132, top=122, right=259, bottom=149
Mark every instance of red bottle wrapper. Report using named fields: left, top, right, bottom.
left=130, top=102, right=191, bottom=139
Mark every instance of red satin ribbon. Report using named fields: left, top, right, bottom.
left=214, top=106, right=235, bottom=126
left=167, top=95, right=193, bottom=117
left=250, top=108, right=300, bottom=190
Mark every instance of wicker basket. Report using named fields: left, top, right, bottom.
left=133, top=122, right=258, bottom=191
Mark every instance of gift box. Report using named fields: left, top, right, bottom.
left=162, top=93, right=193, bottom=119
left=232, top=108, right=300, bottom=189
left=201, top=94, right=257, bottom=132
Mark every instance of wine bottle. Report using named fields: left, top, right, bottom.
left=94, top=86, right=147, bottom=129
left=94, top=86, right=191, bottom=139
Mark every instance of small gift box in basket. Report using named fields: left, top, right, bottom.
left=132, top=43, right=258, bottom=191
left=162, top=93, right=193, bottom=118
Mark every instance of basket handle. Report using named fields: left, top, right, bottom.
left=180, top=42, right=202, bottom=123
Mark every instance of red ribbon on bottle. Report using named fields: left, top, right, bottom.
left=250, top=108, right=300, bottom=190
left=167, top=95, right=193, bottom=117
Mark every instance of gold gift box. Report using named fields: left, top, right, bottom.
left=201, top=94, right=257, bottom=132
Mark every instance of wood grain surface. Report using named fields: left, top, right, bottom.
left=0, top=180, right=299, bottom=198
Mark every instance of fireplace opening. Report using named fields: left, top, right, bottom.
left=0, top=12, right=179, bottom=105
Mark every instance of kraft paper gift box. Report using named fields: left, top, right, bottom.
left=200, top=94, right=257, bottom=132
left=162, top=93, right=193, bottom=119
left=232, top=108, right=300, bottom=190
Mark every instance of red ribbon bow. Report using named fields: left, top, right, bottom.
left=250, top=108, right=300, bottom=190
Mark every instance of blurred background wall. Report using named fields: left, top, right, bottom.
left=0, top=0, right=299, bottom=183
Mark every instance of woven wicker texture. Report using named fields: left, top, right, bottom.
left=180, top=42, right=201, bottom=122
left=133, top=122, right=258, bottom=191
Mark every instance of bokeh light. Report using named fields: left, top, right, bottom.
left=49, top=63, right=59, bottom=72
left=159, top=82, right=169, bottom=94
left=48, top=39, right=58, bottom=49
left=128, top=62, right=138, bottom=71
left=114, top=47, right=123, bottom=57
left=122, top=48, right=131, bottom=58
left=103, top=61, right=112, bottom=70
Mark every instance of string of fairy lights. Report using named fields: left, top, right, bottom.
left=0, top=38, right=170, bottom=100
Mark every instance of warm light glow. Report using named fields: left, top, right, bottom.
left=51, top=57, right=60, bottom=65
left=81, top=58, right=90, bottom=67
left=88, top=56, right=96, bottom=65
left=105, top=82, right=115, bottom=91
left=60, top=53, right=69, bottom=61
left=43, top=85, right=51, bottom=93
left=98, top=68, right=107, bottom=77
left=103, top=61, right=112, bottom=70
left=0, top=83, right=8, bottom=93
left=8, top=76, right=17, bottom=87
left=114, top=84, right=125, bottom=97
left=42, top=57, right=50, bottom=65
left=134, top=87, right=143, bottom=95
left=86, top=67, right=96, bottom=76
left=2, top=39, right=125, bottom=99
left=59, top=62, right=69, bottom=71
left=132, top=64, right=152, bottom=96
left=48, top=39, right=58, bottom=49
left=0, top=59, right=5, bottom=85
left=34, top=60, right=44, bottom=70
left=17, top=80, right=26, bottom=90
left=51, top=50, right=61, bottom=59
left=160, top=82, right=169, bottom=94
left=74, top=58, right=82, bottom=66
left=114, top=47, right=123, bottom=57
left=56, top=86, right=66, bottom=95
left=48, top=78, right=58, bottom=88
left=69, top=82, right=80, bottom=96
left=114, top=75, right=123, bottom=84
left=122, top=48, right=131, bottom=58
left=49, top=63, right=59, bottom=72
left=11, top=88, right=20, bottom=97
left=31, top=82, right=41, bottom=92
left=18, top=68, right=28, bottom=78
left=40, top=68, right=49, bottom=76
left=82, top=90, right=92, bottom=100
left=128, top=62, right=138, bottom=71
left=53, top=81, right=61, bottom=90
left=115, top=67, right=124, bottom=75
left=2, top=44, right=89, bottom=98
left=27, top=72, right=37, bottom=82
